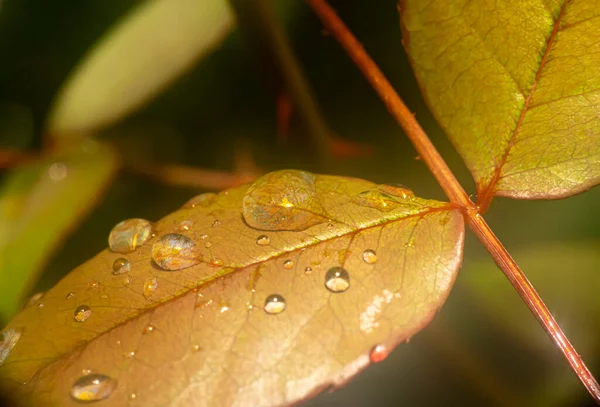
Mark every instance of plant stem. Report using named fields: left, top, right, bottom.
left=305, top=0, right=600, bottom=403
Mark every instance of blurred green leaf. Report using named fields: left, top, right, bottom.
left=0, top=142, right=118, bottom=322
left=47, top=0, right=234, bottom=141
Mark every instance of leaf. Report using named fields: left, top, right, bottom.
left=46, top=0, right=234, bottom=141
left=400, top=1, right=600, bottom=202
left=0, top=142, right=118, bottom=322
left=461, top=241, right=600, bottom=405
left=0, top=170, right=463, bottom=407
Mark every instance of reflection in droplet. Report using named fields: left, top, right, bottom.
left=264, top=294, right=286, bottom=314
left=0, top=328, right=22, bottom=366
left=212, top=220, right=221, bottom=228
left=370, top=344, right=389, bottom=363
left=325, top=267, right=350, bottom=293
left=304, top=267, right=313, bottom=275
left=74, top=305, right=92, bottom=322
left=152, top=233, right=200, bottom=271
left=256, top=235, right=270, bottom=246
left=108, top=218, right=153, bottom=253
left=143, top=278, right=158, bottom=300
left=142, top=325, right=155, bottom=335
left=70, top=373, right=117, bottom=402
left=242, top=170, right=328, bottom=231
left=362, top=249, right=377, bottom=264
left=184, top=192, right=217, bottom=209
left=112, top=258, right=130, bottom=275
left=283, top=260, right=293, bottom=270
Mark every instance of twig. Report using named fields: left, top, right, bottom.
left=305, top=0, right=600, bottom=403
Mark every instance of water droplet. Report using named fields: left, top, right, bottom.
left=152, top=233, right=200, bottom=271
left=142, top=325, right=154, bottom=334
left=0, top=328, right=22, bottom=366
left=200, top=234, right=209, bottom=240
left=143, top=278, right=158, bottom=300
left=82, top=369, right=92, bottom=376
left=70, top=373, right=117, bottom=402
left=325, top=267, right=350, bottom=293
left=124, top=351, right=135, bottom=358
left=209, top=258, right=223, bottom=267
left=124, top=276, right=133, bottom=286
left=370, top=344, right=389, bottom=363
left=192, top=344, right=201, bottom=352
left=111, top=258, right=130, bottom=275
left=304, top=266, right=313, bottom=275
left=242, top=170, right=328, bottom=231
left=108, top=218, right=153, bottom=253
left=405, top=239, right=415, bottom=248
left=220, top=305, right=229, bottom=313
left=264, top=294, right=286, bottom=314
left=88, top=281, right=100, bottom=290
left=22, top=292, right=45, bottom=310
left=256, top=235, right=270, bottom=246
left=378, top=184, right=414, bottom=199
left=362, top=249, right=377, bottom=264
left=204, top=241, right=213, bottom=248
left=74, top=305, right=92, bottom=322
left=48, top=162, right=68, bottom=181
left=184, top=192, right=217, bottom=208
left=66, top=292, right=75, bottom=299
left=129, top=393, right=137, bottom=400
left=212, top=220, right=221, bottom=228
left=283, top=260, right=293, bottom=270
left=177, top=220, right=194, bottom=231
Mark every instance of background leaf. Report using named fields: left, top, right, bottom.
left=46, top=0, right=234, bottom=141
left=0, top=142, right=118, bottom=323
left=400, top=0, right=600, bottom=202
left=0, top=172, right=463, bottom=406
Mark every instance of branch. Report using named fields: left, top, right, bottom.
left=305, top=0, right=600, bottom=403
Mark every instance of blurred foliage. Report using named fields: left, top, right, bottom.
left=0, top=0, right=599, bottom=406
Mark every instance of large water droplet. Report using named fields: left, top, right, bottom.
left=152, top=233, right=200, bottom=271
left=283, top=260, right=293, bottom=270
left=370, top=344, right=389, bottom=363
left=0, top=328, right=22, bottom=366
left=74, top=305, right=92, bottom=322
left=143, top=278, right=158, bottom=300
left=256, top=235, right=270, bottom=246
left=70, top=373, right=117, bottom=402
left=108, top=218, right=153, bottom=253
left=325, top=267, right=350, bottom=293
left=242, top=170, right=328, bottom=231
left=362, top=249, right=377, bottom=264
left=183, top=192, right=217, bottom=209
left=112, top=258, right=130, bottom=275
left=264, top=294, right=286, bottom=314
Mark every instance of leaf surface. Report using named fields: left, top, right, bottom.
left=0, top=143, right=118, bottom=322
left=46, top=0, right=234, bottom=141
left=400, top=0, right=600, bottom=203
left=0, top=170, right=463, bottom=407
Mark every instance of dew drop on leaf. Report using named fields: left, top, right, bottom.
left=283, top=260, right=293, bottom=270
left=362, top=249, right=377, bottom=264
left=108, top=218, right=153, bottom=253
left=70, top=373, right=117, bottom=402
left=378, top=184, right=414, bottom=199
left=325, top=267, right=350, bottom=293
left=177, top=220, right=194, bottom=231
left=264, top=294, right=286, bottom=314
left=242, top=170, right=328, bottom=231
left=152, top=233, right=200, bottom=271
left=192, top=344, right=201, bottom=352
left=142, top=325, right=154, bottom=335
left=111, top=258, right=130, bottom=275
left=304, top=266, right=313, bottom=275
left=370, top=344, right=389, bottom=363
left=209, top=258, right=223, bottom=267
left=211, top=220, right=221, bottom=228
left=143, top=278, right=158, bottom=300
left=66, top=292, right=75, bottom=299
left=0, top=328, right=22, bottom=366
left=22, top=292, right=45, bottom=310
left=256, top=235, right=270, bottom=246
left=183, top=192, right=217, bottom=209
left=74, top=305, right=92, bottom=322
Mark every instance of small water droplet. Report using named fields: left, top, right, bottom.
left=220, top=305, right=229, bottom=313
left=304, top=267, right=313, bottom=275
left=88, top=281, right=100, bottom=290
left=22, top=292, right=45, bottom=310
left=100, top=294, right=109, bottom=300
left=74, top=305, right=92, bottom=322
left=124, top=276, right=133, bottom=286
left=152, top=233, right=200, bottom=271
left=66, top=292, right=75, bottom=299
left=212, top=220, right=221, bottom=228
left=256, top=235, right=270, bottom=246
left=325, top=267, right=350, bottom=293
left=48, top=162, right=68, bottom=181
left=192, top=344, right=201, bottom=352
left=362, top=249, right=377, bottom=264
left=378, top=184, right=414, bottom=199
left=405, top=239, right=415, bottom=248
left=327, top=222, right=335, bottom=230
left=184, top=192, right=217, bottom=208
left=177, top=220, right=194, bottom=231
left=143, top=278, right=158, bottom=300
left=108, top=218, right=153, bottom=253
left=142, top=325, right=154, bottom=334
left=209, top=258, right=223, bottom=267
left=124, top=351, right=135, bottom=358
left=204, top=241, right=213, bottom=248
left=264, top=294, right=286, bottom=314
left=283, top=260, right=293, bottom=270
left=111, top=258, right=130, bottom=275
left=129, top=393, right=137, bottom=400
left=70, top=373, right=117, bottom=402
left=0, top=328, right=22, bottom=366
left=370, top=344, right=389, bottom=363
left=81, top=369, right=92, bottom=376
left=200, top=234, right=209, bottom=240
